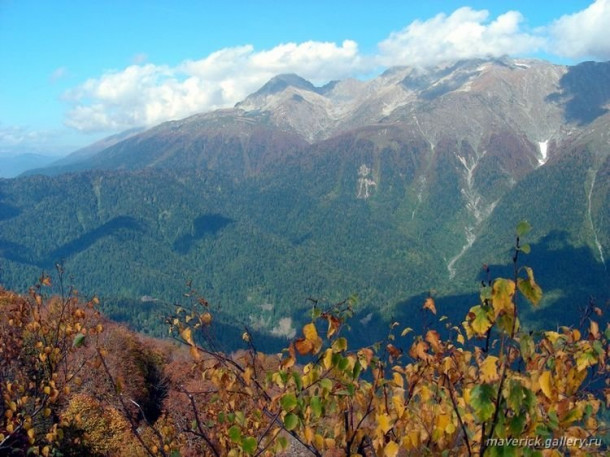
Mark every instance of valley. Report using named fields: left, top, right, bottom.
left=1, top=57, right=609, bottom=348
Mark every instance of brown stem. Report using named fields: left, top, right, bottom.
left=444, top=374, right=472, bottom=457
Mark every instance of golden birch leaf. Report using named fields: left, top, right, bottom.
left=479, top=356, right=500, bottom=383
left=376, top=413, right=393, bottom=434
left=492, top=278, right=515, bottom=318
left=539, top=370, right=553, bottom=400
left=384, top=441, right=399, bottom=457
left=180, top=327, right=194, bottom=345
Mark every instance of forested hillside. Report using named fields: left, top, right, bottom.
left=1, top=235, right=609, bottom=456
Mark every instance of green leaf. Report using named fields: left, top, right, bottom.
left=280, top=393, right=298, bottom=412
left=310, top=396, right=322, bottom=418
left=480, top=285, right=492, bottom=302
left=352, top=360, right=362, bottom=379
left=507, top=380, right=524, bottom=412
left=509, top=413, right=527, bottom=435
left=235, top=410, right=245, bottom=426
left=516, top=220, right=531, bottom=237
left=284, top=412, right=299, bottom=431
left=337, top=356, right=349, bottom=371
left=470, top=384, right=495, bottom=422
left=320, top=378, right=333, bottom=392
left=73, top=333, right=86, bottom=348
left=489, top=445, right=517, bottom=457
left=241, top=436, right=257, bottom=455
left=517, top=267, right=542, bottom=307
left=519, top=333, right=535, bottom=361
left=332, top=337, right=348, bottom=352
left=519, top=243, right=531, bottom=254
left=468, top=305, right=493, bottom=336
left=292, top=372, right=303, bottom=391
left=228, top=425, right=242, bottom=443
left=277, top=436, right=288, bottom=450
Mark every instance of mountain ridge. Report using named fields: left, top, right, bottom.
left=2, top=57, right=608, bottom=341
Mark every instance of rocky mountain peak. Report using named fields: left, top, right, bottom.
left=248, top=73, right=318, bottom=98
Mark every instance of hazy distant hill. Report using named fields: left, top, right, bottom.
left=0, top=153, right=59, bottom=178
left=2, top=58, right=608, bottom=342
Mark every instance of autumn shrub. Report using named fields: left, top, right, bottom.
left=1, top=223, right=608, bottom=457
left=163, top=222, right=609, bottom=457
left=0, top=276, right=103, bottom=456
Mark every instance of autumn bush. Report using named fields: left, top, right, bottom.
left=1, top=222, right=609, bottom=457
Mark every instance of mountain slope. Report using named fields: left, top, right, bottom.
left=2, top=58, right=608, bottom=341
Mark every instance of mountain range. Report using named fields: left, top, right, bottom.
left=1, top=57, right=608, bottom=346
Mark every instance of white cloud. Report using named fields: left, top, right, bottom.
left=377, top=7, right=545, bottom=66
left=0, top=124, right=67, bottom=156
left=549, top=0, right=610, bottom=59
left=64, top=40, right=363, bottom=132
left=62, top=2, right=607, bottom=134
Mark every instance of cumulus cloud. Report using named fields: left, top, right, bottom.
left=0, top=124, right=64, bottom=156
left=62, top=2, right=607, bottom=134
left=377, top=7, right=545, bottom=66
left=64, top=40, right=363, bottom=132
left=549, top=0, right=610, bottom=59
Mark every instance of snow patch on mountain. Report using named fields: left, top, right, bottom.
left=537, top=140, right=549, bottom=166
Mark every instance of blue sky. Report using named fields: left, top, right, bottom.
left=1, top=0, right=609, bottom=158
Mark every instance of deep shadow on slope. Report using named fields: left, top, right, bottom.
left=475, top=230, right=609, bottom=326
left=1, top=216, right=144, bottom=269
left=173, top=213, right=234, bottom=254
left=547, top=61, right=610, bottom=124
left=0, top=187, right=21, bottom=222
left=50, top=216, right=144, bottom=264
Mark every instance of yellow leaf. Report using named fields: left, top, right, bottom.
left=435, top=413, right=451, bottom=433
left=376, top=413, right=393, bottom=434
left=539, top=370, right=553, bottom=400
left=180, top=327, right=194, bottom=345
left=281, top=343, right=296, bottom=369
left=393, top=372, right=404, bottom=388
left=384, top=441, right=399, bottom=457
left=590, top=320, right=600, bottom=339
left=314, top=434, right=325, bottom=449
left=200, top=312, right=212, bottom=326
left=491, top=278, right=515, bottom=318
left=425, top=330, right=442, bottom=353
left=304, top=426, right=314, bottom=444
left=423, top=297, right=437, bottom=315
left=303, top=322, right=318, bottom=341
left=325, top=314, right=340, bottom=339
left=323, top=348, right=333, bottom=370
left=302, top=323, right=322, bottom=354
left=401, top=327, right=413, bottom=337
left=404, top=430, right=420, bottom=449
left=392, top=394, right=405, bottom=418
left=479, top=356, right=499, bottom=383
left=295, top=337, right=314, bottom=355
